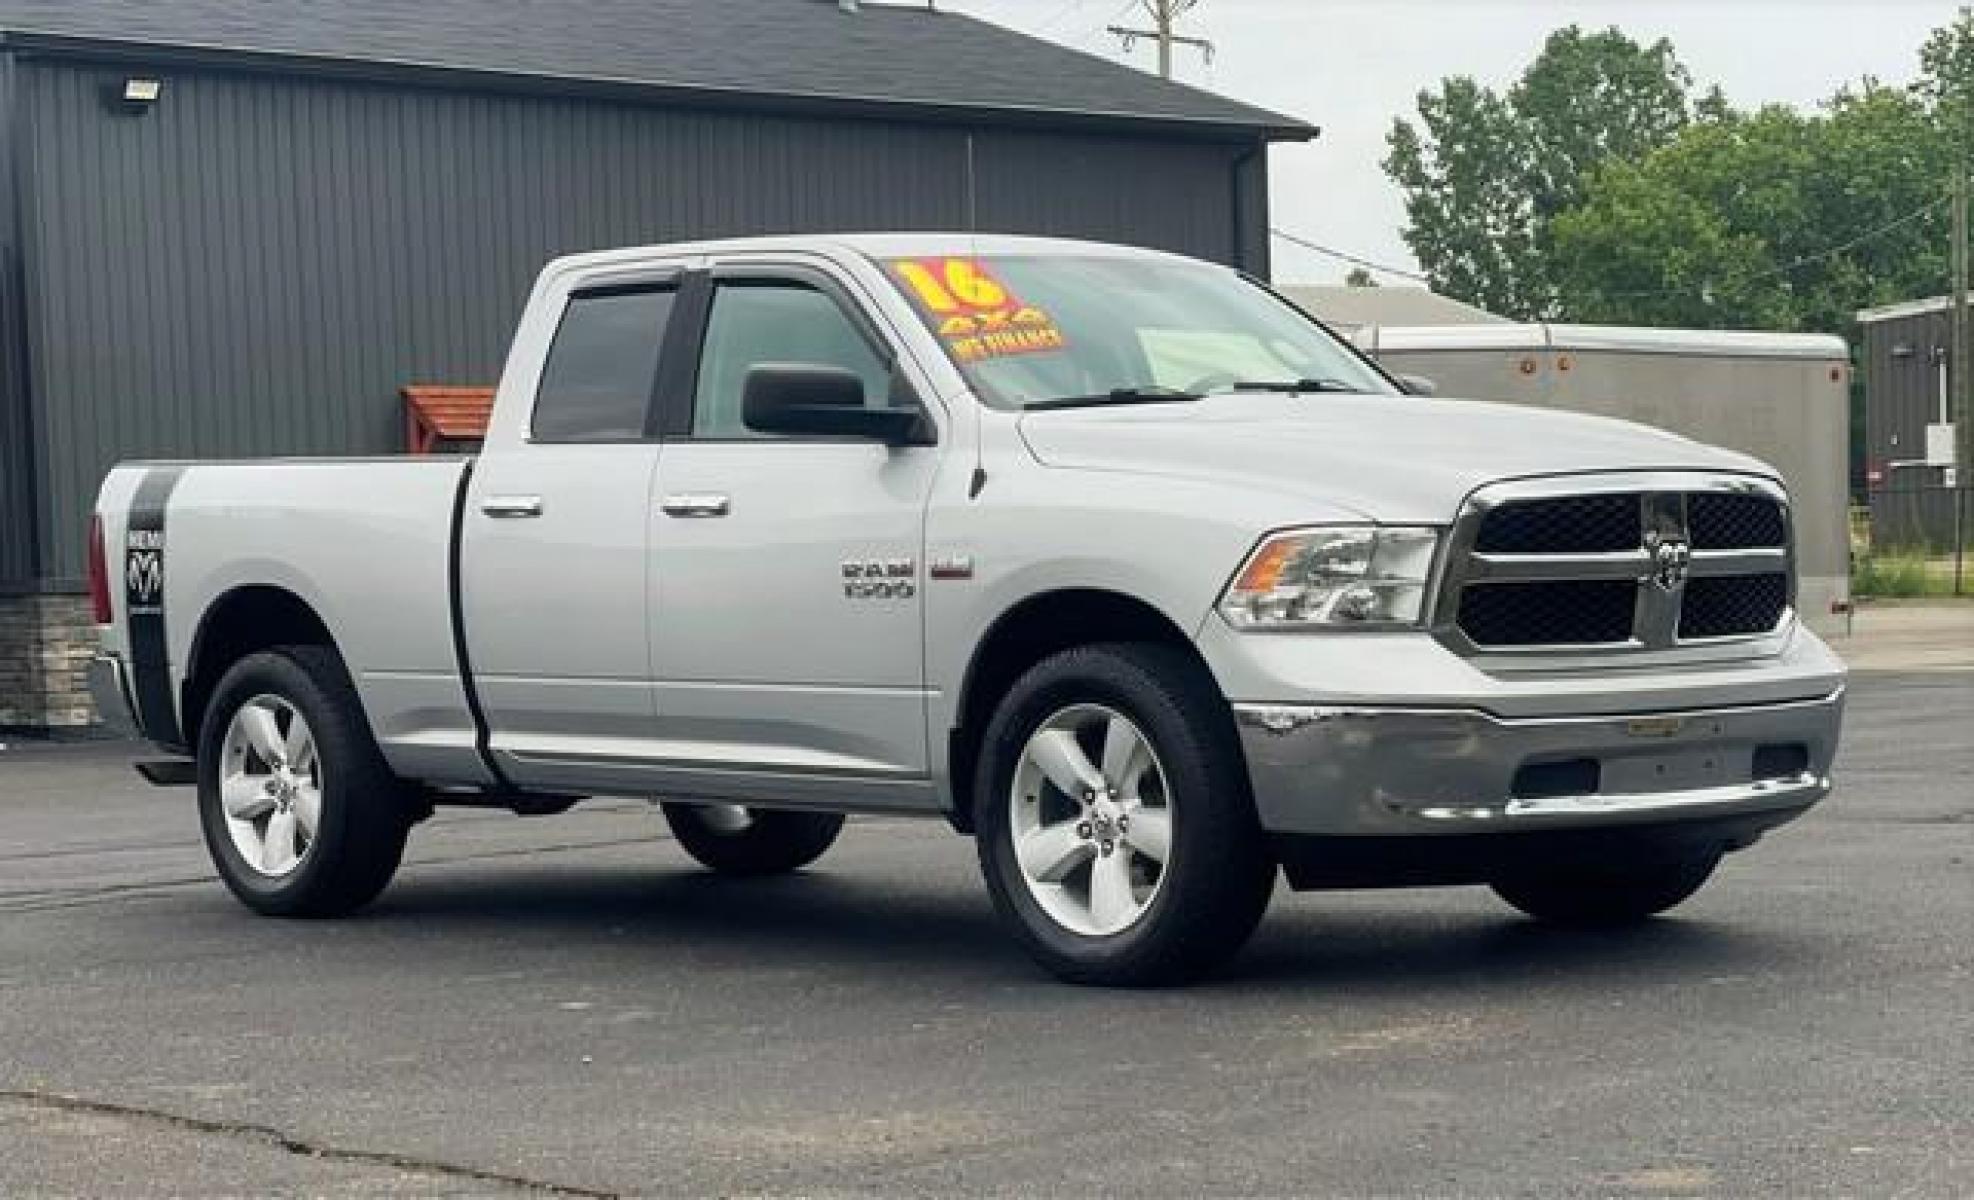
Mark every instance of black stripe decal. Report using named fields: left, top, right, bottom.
left=124, top=467, right=185, bottom=748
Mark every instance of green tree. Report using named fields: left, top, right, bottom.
left=1918, top=7, right=1974, bottom=137
left=1343, top=267, right=1379, bottom=287
left=1514, top=26, right=1694, bottom=221
left=1551, top=85, right=1949, bottom=332
left=1384, top=78, right=1535, bottom=314
left=1385, top=26, right=1693, bottom=317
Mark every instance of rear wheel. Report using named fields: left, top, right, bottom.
left=974, top=643, right=1275, bottom=986
left=196, top=646, right=414, bottom=917
left=1491, top=851, right=1722, bottom=926
left=661, top=804, right=845, bottom=876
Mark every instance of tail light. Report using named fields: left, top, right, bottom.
left=87, top=514, right=113, bottom=623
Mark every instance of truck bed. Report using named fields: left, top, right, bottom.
left=96, top=456, right=489, bottom=785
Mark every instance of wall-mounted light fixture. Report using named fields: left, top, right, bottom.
left=104, top=77, right=164, bottom=115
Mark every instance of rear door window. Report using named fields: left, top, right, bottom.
left=532, top=286, right=677, bottom=442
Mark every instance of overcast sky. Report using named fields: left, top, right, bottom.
left=944, top=0, right=1968, bottom=285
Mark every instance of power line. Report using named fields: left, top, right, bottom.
left=1275, top=193, right=1949, bottom=298
left=1029, top=0, right=1090, bottom=36
left=1268, top=226, right=1430, bottom=283
left=1598, top=194, right=1951, bottom=300
left=1109, top=0, right=1213, bottom=78
left=947, top=0, right=1128, bottom=48
left=1071, top=0, right=1141, bottom=49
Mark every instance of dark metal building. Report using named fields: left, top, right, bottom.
left=1855, top=296, right=1968, bottom=554
left=0, top=0, right=1311, bottom=590
left=1856, top=297, right=1958, bottom=490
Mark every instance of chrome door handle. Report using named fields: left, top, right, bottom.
left=660, top=493, right=731, bottom=518
left=480, top=495, right=544, bottom=519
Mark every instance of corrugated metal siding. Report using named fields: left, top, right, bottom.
left=0, top=52, right=38, bottom=585
left=1862, top=309, right=1949, bottom=483
left=969, top=128, right=1237, bottom=265
left=21, top=60, right=1252, bottom=582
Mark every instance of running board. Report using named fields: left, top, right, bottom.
left=134, top=759, right=198, bottom=787
left=422, top=785, right=586, bottom=816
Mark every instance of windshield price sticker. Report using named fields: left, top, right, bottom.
left=889, top=258, right=1068, bottom=362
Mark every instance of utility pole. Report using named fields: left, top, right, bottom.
left=1109, top=0, right=1213, bottom=79
left=1957, top=164, right=1972, bottom=489
left=1956, top=10, right=1974, bottom=494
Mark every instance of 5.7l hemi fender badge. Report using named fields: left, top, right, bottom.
left=928, top=554, right=974, bottom=580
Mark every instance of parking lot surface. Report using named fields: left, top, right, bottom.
left=1, top=669, right=1968, bottom=1197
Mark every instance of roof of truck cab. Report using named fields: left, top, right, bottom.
left=0, top=0, right=1315, bottom=140
left=546, top=233, right=1212, bottom=274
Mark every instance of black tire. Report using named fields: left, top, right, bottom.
left=661, top=804, right=845, bottom=876
left=1491, top=851, right=1722, bottom=927
left=196, top=646, right=414, bottom=917
left=974, top=642, right=1276, bottom=987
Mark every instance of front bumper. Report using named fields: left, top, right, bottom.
left=1235, top=688, right=1843, bottom=837
left=87, top=653, right=140, bottom=739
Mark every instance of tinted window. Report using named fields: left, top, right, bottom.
left=532, top=288, right=675, bottom=441
left=692, top=282, right=890, bottom=439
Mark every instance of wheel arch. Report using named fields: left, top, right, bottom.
left=181, top=585, right=339, bottom=750
left=946, top=587, right=1225, bottom=833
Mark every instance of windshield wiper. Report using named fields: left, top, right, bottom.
left=1024, top=386, right=1204, bottom=412
left=1224, top=378, right=1367, bottom=394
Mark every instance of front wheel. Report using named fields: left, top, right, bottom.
left=974, top=643, right=1276, bottom=986
left=1491, top=851, right=1722, bottom=927
left=661, top=804, right=845, bottom=876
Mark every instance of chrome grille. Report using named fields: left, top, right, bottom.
left=1439, top=477, right=1792, bottom=653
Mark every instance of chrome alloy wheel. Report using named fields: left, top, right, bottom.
left=218, top=694, right=322, bottom=878
left=1009, top=704, right=1174, bottom=936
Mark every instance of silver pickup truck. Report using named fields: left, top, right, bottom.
left=90, top=235, right=1846, bottom=985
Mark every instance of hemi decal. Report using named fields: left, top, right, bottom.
left=125, top=467, right=186, bottom=747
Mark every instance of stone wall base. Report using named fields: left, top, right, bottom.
left=0, top=594, right=100, bottom=731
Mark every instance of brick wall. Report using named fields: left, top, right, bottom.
left=0, top=595, right=99, bottom=731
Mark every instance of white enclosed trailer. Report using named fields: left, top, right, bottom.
left=1356, top=324, right=1852, bottom=637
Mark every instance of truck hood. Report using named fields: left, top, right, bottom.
left=1016, top=393, right=1773, bottom=523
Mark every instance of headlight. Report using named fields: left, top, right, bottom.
left=1218, top=526, right=1441, bottom=629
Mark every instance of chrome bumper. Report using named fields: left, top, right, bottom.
left=1235, top=689, right=1843, bottom=837
left=87, top=653, right=141, bottom=739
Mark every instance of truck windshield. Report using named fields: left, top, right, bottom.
left=880, top=253, right=1396, bottom=410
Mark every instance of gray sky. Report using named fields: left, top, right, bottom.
left=944, top=0, right=1967, bottom=284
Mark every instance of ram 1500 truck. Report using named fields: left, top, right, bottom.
left=90, top=235, right=1846, bottom=985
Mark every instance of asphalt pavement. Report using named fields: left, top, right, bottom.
left=1, top=669, right=1968, bottom=1197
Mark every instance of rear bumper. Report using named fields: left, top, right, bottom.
left=87, top=653, right=140, bottom=739
left=1235, top=688, right=1843, bottom=838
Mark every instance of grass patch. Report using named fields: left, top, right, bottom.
left=1852, top=551, right=1965, bottom=598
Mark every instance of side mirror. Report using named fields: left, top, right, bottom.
left=1395, top=373, right=1438, bottom=397
left=742, top=364, right=931, bottom=444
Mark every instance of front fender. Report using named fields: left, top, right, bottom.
left=923, top=456, right=1357, bottom=780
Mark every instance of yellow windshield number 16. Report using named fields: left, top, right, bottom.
left=894, top=259, right=1009, bottom=314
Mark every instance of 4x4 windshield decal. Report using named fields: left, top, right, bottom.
left=888, top=258, right=1068, bottom=363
